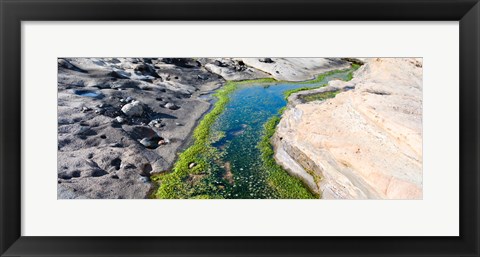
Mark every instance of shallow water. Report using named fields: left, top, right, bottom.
left=209, top=71, right=352, bottom=199
left=74, top=90, right=104, bottom=99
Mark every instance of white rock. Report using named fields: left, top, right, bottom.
left=115, top=116, right=124, bottom=123
left=121, top=100, right=143, bottom=117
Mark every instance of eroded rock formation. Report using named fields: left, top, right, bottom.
left=273, top=58, right=423, bottom=199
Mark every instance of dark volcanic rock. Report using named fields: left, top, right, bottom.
left=259, top=58, right=274, bottom=63
left=162, top=58, right=200, bottom=68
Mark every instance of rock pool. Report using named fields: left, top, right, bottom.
left=155, top=68, right=356, bottom=199
left=210, top=70, right=352, bottom=198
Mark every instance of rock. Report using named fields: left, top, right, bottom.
left=197, top=74, right=208, bottom=80
left=56, top=57, right=256, bottom=199
left=164, top=102, right=179, bottom=110
left=115, top=116, right=125, bottom=123
left=109, top=143, right=122, bottom=148
left=162, top=58, right=200, bottom=68
left=58, top=59, right=86, bottom=73
left=188, top=162, right=196, bottom=169
left=121, top=100, right=143, bottom=117
left=109, top=70, right=130, bottom=79
left=139, top=138, right=155, bottom=148
left=175, top=122, right=182, bottom=126
left=259, top=58, right=274, bottom=63
left=240, top=58, right=351, bottom=81
left=81, top=106, right=91, bottom=112
left=139, top=176, right=150, bottom=183
left=158, top=139, right=167, bottom=146
left=341, top=57, right=365, bottom=65
left=148, top=119, right=161, bottom=127
left=274, top=58, right=423, bottom=199
left=133, top=63, right=160, bottom=78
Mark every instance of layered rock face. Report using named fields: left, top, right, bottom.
left=273, top=58, right=423, bottom=199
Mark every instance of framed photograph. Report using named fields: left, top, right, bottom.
left=1, top=0, right=478, bottom=256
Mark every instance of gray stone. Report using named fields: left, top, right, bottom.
left=139, top=138, right=154, bottom=148
left=259, top=58, right=274, bottom=63
left=115, top=116, right=125, bottom=123
left=121, top=100, right=143, bottom=117
left=164, top=102, right=179, bottom=110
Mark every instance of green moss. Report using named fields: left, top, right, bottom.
left=209, top=130, right=226, bottom=144
left=153, top=81, right=238, bottom=199
left=283, top=63, right=361, bottom=100
left=284, top=86, right=313, bottom=100
left=345, top=63, right=360, bottom=80
left=153, top=63, right=362, bottom=199
left=236, top=77, right=278, bottom=85
left=305, top=168, right=322, bottom=186
left=257, top=111, right=315, bottom=199
left=301, top=90, right=340, bottom=102
left=154, top=78, right=282, bottom=199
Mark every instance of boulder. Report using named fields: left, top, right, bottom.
left=274, top=58, right=423, bottom=199
left=121, top=100, right=143, bottom=117
left=259, top=58, right=274, bottom=63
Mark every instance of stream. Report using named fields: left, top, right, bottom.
left=206, top=70, right=353, bottom=199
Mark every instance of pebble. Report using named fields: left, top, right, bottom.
left=115, top=116, right=125, bottom=123
left=188, top=162, right=196, bottom=169
left=139, top=176, right=150, bottom=183
left=164, top=102, right=179, bottom=110
left=121, top=100, right=143, bottom=117
left=140, top=138, right=154, bottom=148
left=148, top=119, right=161, bottom=127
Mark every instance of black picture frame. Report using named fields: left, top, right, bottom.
left=1, top=0, right=479, bottom=256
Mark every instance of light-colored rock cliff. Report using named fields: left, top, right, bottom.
left=273, top=58, right=423, bottom=199
left=240, top=58, right=351, bottom=81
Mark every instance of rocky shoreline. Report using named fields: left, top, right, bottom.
left=58, top=57, right=351, bottom=199
left=273, top=58, right=423, bottom=199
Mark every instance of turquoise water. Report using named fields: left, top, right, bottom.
left=210, top=71, right=352, bottom=199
